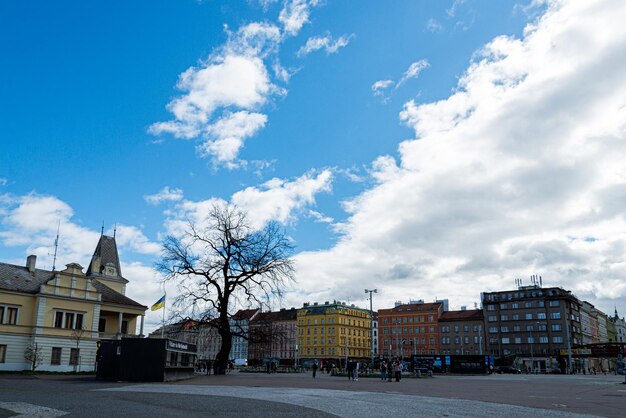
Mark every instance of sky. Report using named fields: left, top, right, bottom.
left=1, top=0, right=626, bottom=333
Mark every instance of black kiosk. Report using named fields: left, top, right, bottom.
left=97, top=337, right=197, bottom=382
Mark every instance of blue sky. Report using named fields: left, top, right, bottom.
left=1, top=0, right=625, bottom=331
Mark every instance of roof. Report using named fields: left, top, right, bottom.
left=439, top=310, right=484, bottom=322
left=0, top=259, right=145, bottom=310
left=251, top=308, right=297, bottom=324
left=91, top=280, right=146, bottom=309
left=232, top=308, right=259, bottom=321
left=0, top=263, right=53, bottom=293
left=86, top=235, right=125, bottom=280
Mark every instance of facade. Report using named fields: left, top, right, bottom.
left=378, top=301, right=444, bottom=358
left=248, top=308, right=297, bottom=366
left=439, top=309, right=485, bottom=355
left=481, top=286, right=582, bottom=372
left=297, top=301, right=371, bottom=365
left=0, top=235, right=146, bottom=371
left=612, top=309, right=626, bottom=343
left=372, top=312, right=379, bottom=357
left=229, top=308, right=259, bottom=364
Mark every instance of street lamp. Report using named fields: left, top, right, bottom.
left=365, top=289, right=377, bottom=370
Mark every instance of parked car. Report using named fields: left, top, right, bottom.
left=497, top=366, right=522, bottom=374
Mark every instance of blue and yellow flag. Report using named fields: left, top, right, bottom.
left=151, top=294, right=165, bottom=311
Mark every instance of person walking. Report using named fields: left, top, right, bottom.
left=354, top=361, right=360, bottom=381
left=380, top=360, right=387, bottom=381
left=312, top=361, right=318, bottom=378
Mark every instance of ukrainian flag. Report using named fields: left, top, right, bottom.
left=151, top=294, right=165, bottom=311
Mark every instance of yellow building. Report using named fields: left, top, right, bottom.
left=296, top=301, right=371, bottom=365
left=0, top=235, right=146, bottom=371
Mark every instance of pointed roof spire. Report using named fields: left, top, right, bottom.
left=86, top=234, right=124, bottom=280
left=101, top=221, right=104, bottom=236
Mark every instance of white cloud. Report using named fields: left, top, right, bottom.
left=297, top=33, right=354, bottom=57
left=231, top=169, right=333, bottom=228
left=309, top=210, right=334, bottom=224
left=149, top=22, right=284, bottom=166
left=446, top=0, right=466, bottom=18
left=290, top=0, right=626, bottom=316
left=112, top=225, right=162, bottom=256
left=371, top=79, right=394, bottom=97
left=279, top=0, right=320, bottom=37
left=198, top=111, right=268, bottom=167
left=426, top=18, right=443, bottom=33
left=145, top=187, right=184, bottom=205
left=0, top=193, right=161, bottom=271
left=396, top=59, right=430, bottom=88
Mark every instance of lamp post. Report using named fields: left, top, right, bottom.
left=530, top=326, right=534, bottom=373
left=365, top=289, right=377, bottom=370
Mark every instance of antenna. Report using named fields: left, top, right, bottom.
left=101, top=221, right=104, bottom=236
left=52, top=221, right=60, bottom=271
left=113, top=223, right=117, bottom=238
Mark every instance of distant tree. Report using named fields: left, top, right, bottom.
left=24, top=342, right=43, bottom=371
left=157, top=204, right=294, bottom=374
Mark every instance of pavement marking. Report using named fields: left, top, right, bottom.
left=0, top=402, right=67, bottom=418
left=97, top=384, right=599, bottom=418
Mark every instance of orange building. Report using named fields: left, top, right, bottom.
left=378, top=301, right=444, bottom=359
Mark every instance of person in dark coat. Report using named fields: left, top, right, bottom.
left=312, top=361, right=318, bottom=378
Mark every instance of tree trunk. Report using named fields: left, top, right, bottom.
left=215, top=312, right=232, bottom=375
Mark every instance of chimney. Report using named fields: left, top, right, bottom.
left=26, top=255, right=37, bottom=273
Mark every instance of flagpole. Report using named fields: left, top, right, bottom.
left=161, top=291, right=166, bottom=338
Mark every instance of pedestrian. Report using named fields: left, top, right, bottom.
left=347, top=360, right=354, bottom=380
left=394, top=361, right=402, bottom=382
left=380, top=360, right=387, bottom=381
left=312, top=361, right=318, bottom=378
left=354, top=361, right=360, bottom=381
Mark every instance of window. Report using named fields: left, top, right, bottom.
left=464, top=336, right=469, bottom=344
left=463, top=325, right=469, bottom=332
left=525, top=302, right=531, bottom=308
left=512, top=303, right=519, bottom=309
left=0, top=345, right=6, bottom=363
left=501, top=338, right=510, bottom=344
left=552, top=336, right=563, bottom=343
left=69, top=348, right=80, bottom=366
left=514, top=337, right=521, bottom=344
left=455, top=337, right=461, bottom=344
left=537, top=313, right=546, bottom=319
left=513, top=325, right=521, bottom=332
left=501, top=315, right=509, bottom=321
left=489, top=327, right=498, bottom=333
left=549, top=300, right=560, bottom=307
left=500, top=303, right=507, bottom=309
left=539, top=336, right=548, bottom=343
left=512, top=314, right=519, bottom=320
left=54, top=311, right=84, bottom=329
left=550, top=312, right=561, bottom=319
left=487, top=305, right=496, bottom=311
left=551, top=324, right=562, bottom=331
left=51, top=347, right=62, bottom=365
left=0, top=306, right=19, bottom=325
left=501, top=326, right=509, bottom=333
left=488, top=315, right=498, bottom=322
left=525, top=313, right=533, bottom=320
left=454, top=325, right=459, bottom=332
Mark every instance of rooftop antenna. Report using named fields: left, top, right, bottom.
left=51, top=221, right=60, bottom=271
left=101, top=221, right=104, bottom=236
left=113, top=223, right=117, bottom=238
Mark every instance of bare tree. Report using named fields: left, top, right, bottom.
left=157, top=204, right=294, bottom=374
left=71, top=329, right=85, bottom=372
left=24, top=342, right=43, bottom=371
